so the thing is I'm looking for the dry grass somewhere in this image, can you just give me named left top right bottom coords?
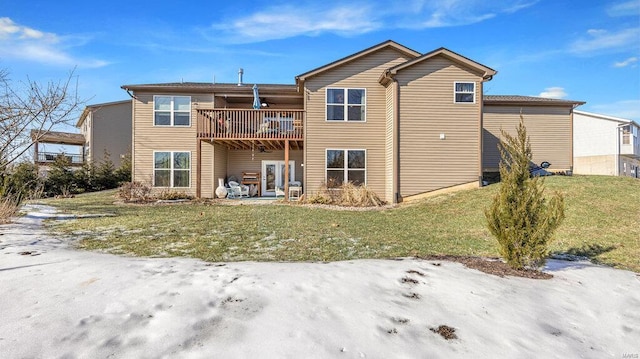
left=0, top=196, right=20, bottom=224
left=40, top=176, right=640, bottom=271
left=307, top=182, right=385, bottom=207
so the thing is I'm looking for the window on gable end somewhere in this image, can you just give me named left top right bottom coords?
left=454, top=82, right=475, bottom=103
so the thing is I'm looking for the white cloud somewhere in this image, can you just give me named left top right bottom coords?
left=591, top=99, right=640, bottom=121
left=538, top=87, right=567, bottom=99
left=405, top=0, right=537, bottom=28
left=214, top=4, right=380, bottom=43
left=606, top=0, right=640, bottom=17
left=0, top=17, right=107, bottom=68
left=570, top=27, right=640, bottom=54
left=213, top=0, right=536, bottom=43
left=614, top=57, right=638, bottom=67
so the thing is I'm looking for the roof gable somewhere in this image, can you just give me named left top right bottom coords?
left=296, top=40, right=421, bottom=83
left=380, top=47, right=496, bottom=85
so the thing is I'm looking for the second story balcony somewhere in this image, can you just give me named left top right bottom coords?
left=31, top=129, right=86, bottom=167
left=197, top=109, right=304, bottom=150
left=36, top=152, right=84, bottom=166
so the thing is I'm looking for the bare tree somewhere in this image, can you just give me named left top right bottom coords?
left=0, top=68, right=84, bottom=173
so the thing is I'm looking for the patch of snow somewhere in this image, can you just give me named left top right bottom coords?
left=0, top=214, right=638, bottom=358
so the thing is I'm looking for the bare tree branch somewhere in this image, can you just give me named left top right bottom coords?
left=0, top=68, right=85, bottom=173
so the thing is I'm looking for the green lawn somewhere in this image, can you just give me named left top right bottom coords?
left=40, top=175, right=640, bottom=272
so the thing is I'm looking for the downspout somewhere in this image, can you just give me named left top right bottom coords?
left=479, top=73, right=494, bottom=186
left=392, top=76, right=401, bottom=203
left=128, top=91, right=136, bottom=184
left=616, top=123, right=626, bottom=176
left=478, top=80, right=484, bottom=186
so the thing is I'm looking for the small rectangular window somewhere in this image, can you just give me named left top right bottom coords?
left=454, top=82, right=475, bottom=103
left=154, top=96, right=191, bottom=126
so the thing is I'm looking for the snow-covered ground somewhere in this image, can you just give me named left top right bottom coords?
left=1, top=208, right=638, bottom=358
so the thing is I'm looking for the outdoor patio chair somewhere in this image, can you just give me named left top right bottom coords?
left=289, top=181, right=302, bottom=200
left=227, top=181, right=250, bottom=199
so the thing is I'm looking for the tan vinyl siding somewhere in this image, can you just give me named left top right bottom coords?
left=132, top=93, right=213, bottom=196
left=212, top=144, right=228, bottom=194
left=304, top=48, right=413, bottom=198
left=384, top=83, right=395, bottom=203
left=395, top=56, right=483, bottom=197
left=483, top=105, right=573, bottom=171
left=200, top=142, right=214, bottom=197
left=226, top=150, right=304, bottom=183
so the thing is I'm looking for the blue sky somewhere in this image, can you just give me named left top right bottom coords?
left=2, top=0, right=639, bottom=124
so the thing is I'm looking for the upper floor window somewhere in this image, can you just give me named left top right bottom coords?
left=454, top=82, right=475, bottom=103
left=622, top=125, right=631, bottom=145
left=154, top=96, right=191, bottom=126
left=326, top=88, right=366, bottom=122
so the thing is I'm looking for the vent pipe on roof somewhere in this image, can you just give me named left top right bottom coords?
left=238, top=68, right=244, bottom=86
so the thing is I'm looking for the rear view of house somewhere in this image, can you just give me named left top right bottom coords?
left=122, top=40, right=584, bottom=203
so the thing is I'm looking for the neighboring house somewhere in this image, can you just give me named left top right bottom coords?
left=31, top=100, right=132, bottom=171
left=77, top=100, right=132, bottom=168
left=573, top=110, right=640, bottom=177
left=483, top=96, right=584, bottom=174
left=122, top=40, right=584, bottom=203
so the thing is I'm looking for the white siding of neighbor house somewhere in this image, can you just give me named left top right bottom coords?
left=573, top=111, right=640, bottom=177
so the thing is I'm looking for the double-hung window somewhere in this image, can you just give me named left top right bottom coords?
left=154, top=151, right=190, bottom=187
left=326, top=149, right=366, bottom=186
left=454, top=82, right=475, bottom=103
left=154, top=96, right=191, bottom=126
left=326, top=88, right=366, bottom=121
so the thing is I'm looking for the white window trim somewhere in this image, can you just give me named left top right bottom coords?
left=153, top=95, right=192, bottom=127
left=453, top=82, right=476, bottom=104
left=153, top=150, right=191, bottom=188
left=325, top=148, right=367, bottom=186
left=325, top=88, right=367, bottom=122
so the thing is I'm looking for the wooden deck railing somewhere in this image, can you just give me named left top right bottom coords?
left=197, top=109, right=304, bottom=140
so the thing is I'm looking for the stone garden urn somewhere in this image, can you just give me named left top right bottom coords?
left=215, top=178, right=228, bottom=198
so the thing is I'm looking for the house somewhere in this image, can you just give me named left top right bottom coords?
left=483, top=96, right=584, bottom=176
left=31, top=100, right=132, bottom=170
left=573, top=110, right=640, bottom=177
left=31, top=130, right=86, bottom=168
left=77, top=100, right=132, bottom=168
left=122, top=40, right=584, bottom=203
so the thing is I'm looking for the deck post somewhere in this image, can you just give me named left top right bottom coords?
left=284, top=139, right=290, bottom=202
left=34, top=140, right=39, bottom=164
left=196, top=139, right=202, bottom=198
